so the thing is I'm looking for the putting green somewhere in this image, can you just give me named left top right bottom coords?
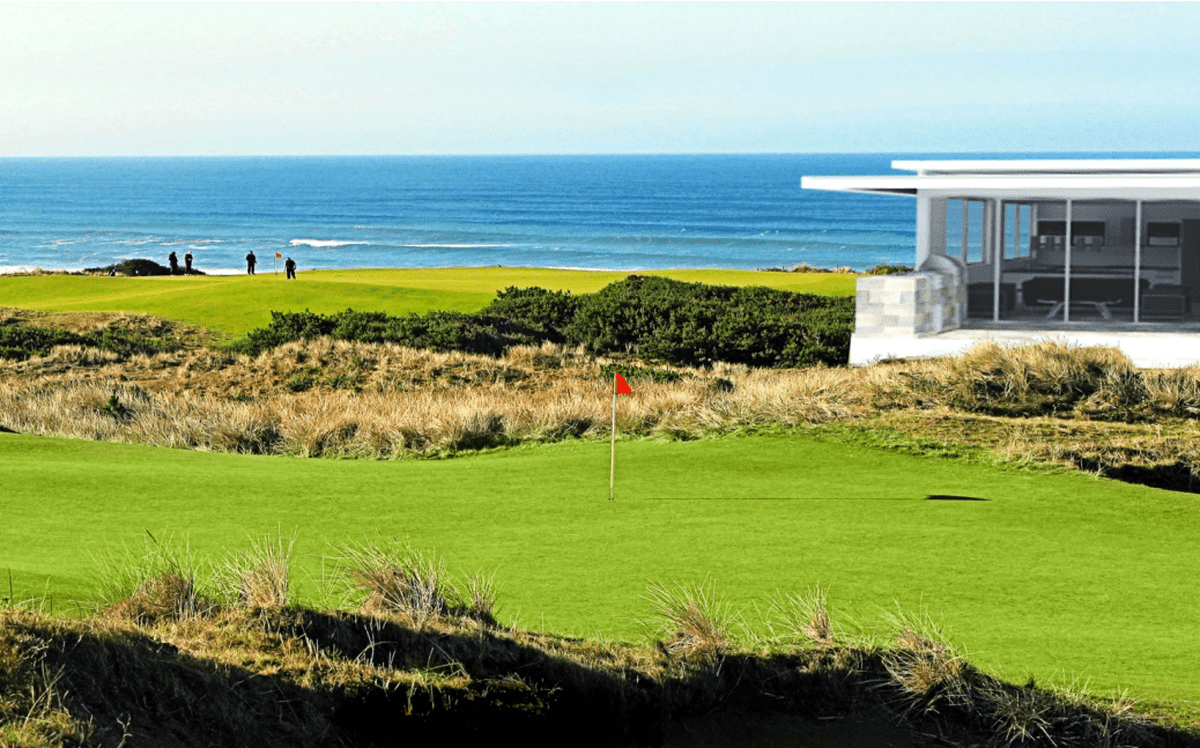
left=2, top=430, right=1196, bottom=703
left=0, top=268, right=856, bottom=336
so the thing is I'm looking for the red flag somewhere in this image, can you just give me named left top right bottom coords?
left=614, top=373, right=632, bottom=394
left=275, top=252, right=283, bottom=258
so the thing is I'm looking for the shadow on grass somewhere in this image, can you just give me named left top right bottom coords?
left=925, top=494, right=990, bottom=502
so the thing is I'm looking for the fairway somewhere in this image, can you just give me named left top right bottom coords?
left=0, top=267, right=856, bottom=337
left=2, top=430, right=1196, bottom=704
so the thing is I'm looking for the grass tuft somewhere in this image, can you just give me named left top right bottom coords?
left=97, top=531, right=214, bottom=624
left=212, top=528, right=297, bottom=609
left=642, top=577, right=735, bottom=662
left=765, top=584, right=835, bottom=646
left=879, top=604, right=978, bottom=721
left=332, top=538, right=497, bottom=628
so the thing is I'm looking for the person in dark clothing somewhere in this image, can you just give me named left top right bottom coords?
left=168, top=251, right=179, bottom=275
left=285, top=257, right=296, bottom=280
left=246, top=251, right=257, bottom=275
left=184, top=251, right=194, bottom=274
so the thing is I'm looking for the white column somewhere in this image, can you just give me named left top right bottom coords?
left=993, top=200, right=1003, bottom=322
left=915, top=194, right=932, bottom=267
left=1064, top=200, right=1073, bottom=322
left=1134, top=200, right=1143, bottom=323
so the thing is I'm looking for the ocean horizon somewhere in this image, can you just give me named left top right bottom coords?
left=2, top=152, right=1194, bottom=276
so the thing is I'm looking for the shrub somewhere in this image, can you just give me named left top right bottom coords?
left=231, top=277, right=854, bottom=368
left=480, top=286, right=581, bottom=341
left=84, top=258, right=172, bottom=276
left=230, top=309, right=552, bottom=358
left=0, top=327, right=83, bottom=361
left=598, top=362, right=692, bottom=384
left=862, top=264, right=913, bottom=276
left=230, top=310, right=338, bottom=356
left=565, top=275, right=853, bottom=368
left=0, top=325, right=177, bottom=361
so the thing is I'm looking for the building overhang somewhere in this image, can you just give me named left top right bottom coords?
left=801, top=159, right=1200, bottom=201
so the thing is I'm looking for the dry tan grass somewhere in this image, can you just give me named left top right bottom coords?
left=0, top=339, right=865, bottom=458
left=766, top=585, right=835, bottom=646
left=212, top=529, right=297, bottom=609
left=7, top=331, right=1200, bottom=491
left=332, top=538, right=498, bottom=629
left=642, top=578, right=737, bottom=664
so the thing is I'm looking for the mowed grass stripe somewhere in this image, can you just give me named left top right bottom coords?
left=0, top=268, right=856, bottom=336
left=2, top=430, right=1195, bottom=702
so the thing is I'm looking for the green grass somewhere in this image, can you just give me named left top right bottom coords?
left=2, top=430, right=1196, bottom=705
left=0, top=268, right=856, bottom=337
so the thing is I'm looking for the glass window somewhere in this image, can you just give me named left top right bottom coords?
left=1006, top=204, right=1031, bottom=259
left=946, top=199, right=986, bottom=264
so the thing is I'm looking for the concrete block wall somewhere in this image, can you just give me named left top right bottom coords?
left=855, top=272, right=959, bottom=336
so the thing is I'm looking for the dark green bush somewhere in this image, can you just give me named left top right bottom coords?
left=0, top=326, right=84, bottom=360
left=599, top=362, right=692, bottom=384
left=84, top=259, right=177, bottom=276
left=565, top=276, right=852, bottom=368
left=230, top=310, right=338, bottom=356
left=862, top=264, right=912, bottom=276
left=480, top=286, right=581, bottom=342
left=0, top=325, right=178, bottom=361
left=230, top=309, right=553, bottom=358
left=231, top=277, right=854, bottom=368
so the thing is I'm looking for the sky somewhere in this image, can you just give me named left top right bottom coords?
left=3, top=1, right=1200, bottom=156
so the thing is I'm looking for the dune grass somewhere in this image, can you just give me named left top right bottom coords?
left=2, top=430, right=1197, bottom=706
left=3, top=266, right=1196, bottom=721
left=0, top=267, right=856, bottom=337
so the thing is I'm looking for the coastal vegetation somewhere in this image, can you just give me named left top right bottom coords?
left=3, top=267, right=1200, bottom=743
left=0, top=267, right=858, bottom=338
left=3, top=534, right=1189, bottom=747
left=230, top=275, right=854, bottom=367
left=4, top=307, right=1200, bottom=491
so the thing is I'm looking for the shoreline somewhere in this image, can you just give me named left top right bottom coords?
left=0, top=262, right=873, bottom=278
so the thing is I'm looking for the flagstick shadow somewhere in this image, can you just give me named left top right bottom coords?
left=639, top=496, right=919, bottom=501
left=635, top=495, right=990, bottom=501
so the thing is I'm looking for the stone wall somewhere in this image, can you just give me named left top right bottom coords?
left=855, top=272, right=959, bottom=336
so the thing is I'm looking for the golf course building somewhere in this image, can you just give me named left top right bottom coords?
left=802, top=159, right=1200, bottom=367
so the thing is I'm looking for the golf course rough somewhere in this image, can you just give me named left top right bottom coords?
left=2, top=429, right=1196, bottom=703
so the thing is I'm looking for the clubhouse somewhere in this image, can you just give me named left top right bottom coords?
left=802, top=159, right=1200, bottom=367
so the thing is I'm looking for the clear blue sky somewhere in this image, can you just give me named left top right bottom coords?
left=4, top=1, right=1199, bottom=156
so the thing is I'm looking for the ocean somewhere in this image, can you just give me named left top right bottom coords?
left=0, top=152, right=1180, bottom=276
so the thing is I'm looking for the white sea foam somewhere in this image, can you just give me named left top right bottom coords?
left=397, top=243, right=510, bottom=249
left=290, top=239, right=368, bottom=248
left=162, top=238, right=223, bottom=247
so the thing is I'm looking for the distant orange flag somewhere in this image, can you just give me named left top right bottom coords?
left=610, top=372, right=631, bottom=500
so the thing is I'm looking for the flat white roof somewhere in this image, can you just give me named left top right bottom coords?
left=893, top=158, right=1200, bottom=175
left=802, top=158, right=1200, bottom=200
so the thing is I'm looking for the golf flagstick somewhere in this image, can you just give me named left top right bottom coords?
left=609, top=372, right=631, bottom=500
